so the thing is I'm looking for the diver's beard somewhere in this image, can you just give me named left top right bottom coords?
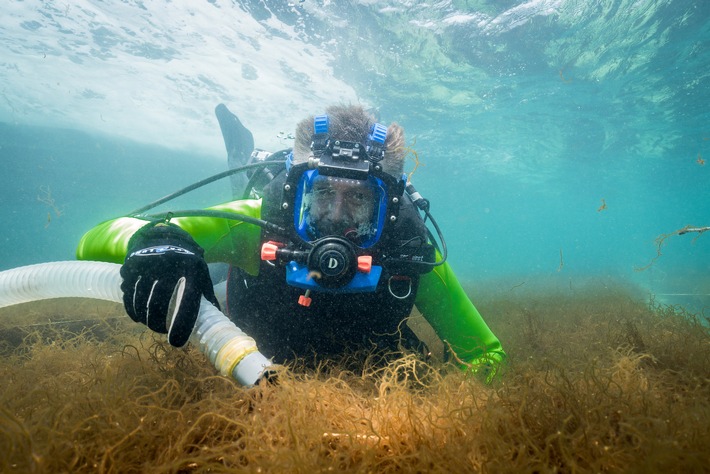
left=314, top=220, right=351, bottom=238
left=309, top=220, right=373, bottom=245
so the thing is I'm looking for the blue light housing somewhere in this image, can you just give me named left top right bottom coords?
left=314, top=115, right=329, bottom=135
left=369, top=123, right=387, bottom=144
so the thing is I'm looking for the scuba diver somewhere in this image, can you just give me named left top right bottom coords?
left=76, top=104, right=506, bottom=382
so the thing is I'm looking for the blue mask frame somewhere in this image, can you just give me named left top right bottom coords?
left=293, top=169, right=389, bottom=249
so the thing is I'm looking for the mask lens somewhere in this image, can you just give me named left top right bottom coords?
left=295, top=171, right=387, bottom=248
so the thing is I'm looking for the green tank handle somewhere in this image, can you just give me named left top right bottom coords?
left=76, top=199, right=264, bottom=275
left=415, top=257, right=506, bottom=379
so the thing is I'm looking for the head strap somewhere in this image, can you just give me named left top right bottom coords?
left=309, top=113, right=388, bottom=163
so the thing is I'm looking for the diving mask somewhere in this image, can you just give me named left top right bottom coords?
left=294, top=171, right=388, bottom=248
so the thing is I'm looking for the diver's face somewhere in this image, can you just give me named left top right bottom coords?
left=308, top=177, right=377, bottom=241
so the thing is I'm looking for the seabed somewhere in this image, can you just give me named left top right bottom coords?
left=1, top=281, right=708, bottom=473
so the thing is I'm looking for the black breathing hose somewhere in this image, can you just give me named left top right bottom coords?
left=128, top=161, right=286, bottom=216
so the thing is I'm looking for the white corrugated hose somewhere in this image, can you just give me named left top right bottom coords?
left=0, top=261, right=272, bottom=387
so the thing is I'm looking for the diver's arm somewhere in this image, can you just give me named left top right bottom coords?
left=415, top=260, right=506, bottom=381
left=76, top=199, right=264, bottom=275
left=75, top=216, right=141, bottom=264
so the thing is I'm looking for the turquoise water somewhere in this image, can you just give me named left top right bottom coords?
left=1, top=0, right=708, bottom=312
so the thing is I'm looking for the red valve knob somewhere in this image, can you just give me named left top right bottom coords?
left=357, top=255, right=372, bottom=273
left=298, top=292, right=312, bottom=307
left=261, top=242, right=278, bottom=261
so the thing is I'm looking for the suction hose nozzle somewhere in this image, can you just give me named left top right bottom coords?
left=0, top=261, right=273, bottom=387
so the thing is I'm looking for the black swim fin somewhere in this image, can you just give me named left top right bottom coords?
left=215, top=103, right=255, bottom=198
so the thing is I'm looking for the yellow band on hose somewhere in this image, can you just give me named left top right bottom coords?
left=213, top=336, right=259, bottom=377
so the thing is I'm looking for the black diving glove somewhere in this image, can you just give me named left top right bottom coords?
left=120, top=222, right=220, bottom=347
